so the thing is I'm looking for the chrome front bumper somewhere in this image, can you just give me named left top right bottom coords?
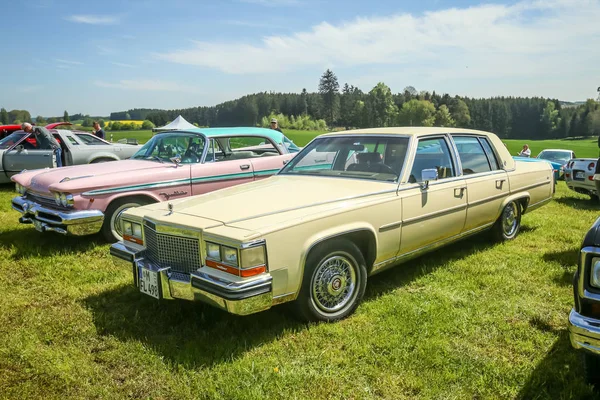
left=110, top=242, right=273, bottom=316
left=569, top=309, right=600, bottom=356
left=12, top=196, right=104, bottom=236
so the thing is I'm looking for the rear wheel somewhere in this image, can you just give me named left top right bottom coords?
left=101, top=197, right=153, bottom=242
left=492, top=201, right=522, bottom=241
left=293, top=239, right=367, bottom=322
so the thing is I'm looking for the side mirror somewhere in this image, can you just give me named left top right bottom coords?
left=15, top=145, right=24, bottom=152
left=420, top=168, right=438, bottom=190
left=170, top=154, right=181, bottom=167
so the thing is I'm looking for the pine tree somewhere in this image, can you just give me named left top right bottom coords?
left=318, top=69, right=340, bottom=125
left=0, top=108, right=8, bottom=124
left=63, top=110, right=70, bottom=122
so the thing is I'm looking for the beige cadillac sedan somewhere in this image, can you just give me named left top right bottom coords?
left=111, top=127, right=554, bottom=322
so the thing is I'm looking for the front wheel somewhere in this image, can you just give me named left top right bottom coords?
left=101, top=197, right=152, bottom=242
left=293, top=239, right=367, bottom=322
left=492, top=201, right=522, bottom=241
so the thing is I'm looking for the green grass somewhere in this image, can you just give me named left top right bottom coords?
left=503, top=138, right=599, bottom=159
left=1, top=182, right=600, bottom=399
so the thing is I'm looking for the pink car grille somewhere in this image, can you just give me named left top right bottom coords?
left=143, top=224, right=201, bottom=274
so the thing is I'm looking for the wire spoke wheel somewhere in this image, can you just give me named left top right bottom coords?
left=502, top=202, right=518, bottom=237
left=311, top=254, right=358, bottom=314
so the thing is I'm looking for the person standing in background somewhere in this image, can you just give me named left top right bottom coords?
left=270, top=118, right=283, bottom=133
left=518, top=144, right=531, bottom=157
left=93, top=121, right=105, bottom=139
left=21, top=122, right=62, bottom=167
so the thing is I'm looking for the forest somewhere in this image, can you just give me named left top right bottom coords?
left=2, top=69, right=599, bottom=139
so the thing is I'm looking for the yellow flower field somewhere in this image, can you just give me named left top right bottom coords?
left=110, top=120, right=145, bottom=126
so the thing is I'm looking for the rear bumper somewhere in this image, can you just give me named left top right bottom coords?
left=569, top=309, right=600, bottom=356
left=565, top=175, right=596, bottom=195
left=12, top=196, right=104, bottom=236
left=110, top=242, right=273, bottom=315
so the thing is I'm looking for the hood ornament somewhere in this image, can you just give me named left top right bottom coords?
left=167, top=202, right=173, bottom=215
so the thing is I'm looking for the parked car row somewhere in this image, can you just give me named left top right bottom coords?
left=10, top=126, right=600, bottom=384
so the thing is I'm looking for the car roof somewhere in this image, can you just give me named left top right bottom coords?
left=538, top=149, right=573, bottom=152
left=161, top=127, right=286, bottom=142
left=320, top=127, right=493, bottom=137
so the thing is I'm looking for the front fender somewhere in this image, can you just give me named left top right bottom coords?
left=292, top=223, right=379, bottom=296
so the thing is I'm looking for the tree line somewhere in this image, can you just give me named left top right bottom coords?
left=3, top=69, right=599, bottom=139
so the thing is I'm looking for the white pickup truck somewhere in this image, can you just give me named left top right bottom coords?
left=564, top=158, right=598, bottom=200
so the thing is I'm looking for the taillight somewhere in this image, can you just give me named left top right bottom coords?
left=589, top=175, right=594, bottom=181
left=589, top=162, right=595, bottom=171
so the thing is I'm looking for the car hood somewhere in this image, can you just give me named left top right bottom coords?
left=513, top=156, right=562, bottom=169
left=13, top=159, right=180, bottom=194
left=136, top=175, right=396, bottom=237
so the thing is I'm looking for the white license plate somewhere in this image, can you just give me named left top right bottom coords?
left=139, top=267, right=160, bottom=299
left=33, top=219, right=44, bottom=232
left=576, top=171, right=585, bottom=179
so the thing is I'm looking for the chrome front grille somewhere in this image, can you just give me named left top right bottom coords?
left=25, top=192, right=70, bottom=211
left=144, top=223, right=201, bottom=274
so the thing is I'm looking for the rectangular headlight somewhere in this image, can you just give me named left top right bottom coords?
left=222, top=246, right=238, bottom=266
left=206, top=242, right=221, bottom=261
left=132, top=222, right=142, bottom=237
left=591, top=257, right=600, bottom=288
left=123, top=221, right=133, bottom=236
left=241, top=246, right=266, bottom=269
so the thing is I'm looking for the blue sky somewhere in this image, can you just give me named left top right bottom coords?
left=0, top=0, right=598, bottom=117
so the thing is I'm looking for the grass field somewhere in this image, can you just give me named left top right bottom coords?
left=107, top=129, right=600, bottom=160
left=1, top=181, right=600, bottom=399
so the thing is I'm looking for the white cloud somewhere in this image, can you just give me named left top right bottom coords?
left=66, top=14, right=120, bottom=25
left=54, top=58, right=83, bottom=65
left=154, top=0, right=600, bottom=80
left=111, top=62, right=135, bottom=68
left=93, top=79, right=197, bottom=93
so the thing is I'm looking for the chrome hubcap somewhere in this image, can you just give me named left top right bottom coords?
left=502, top=202, right=518, bottom=236
left=311, top=255, right=357, bottom=313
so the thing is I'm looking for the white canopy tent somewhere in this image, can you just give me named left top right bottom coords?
left=152, top=115, right=197, bottom=132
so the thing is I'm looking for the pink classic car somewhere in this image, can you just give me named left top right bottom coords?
left=12, top=127, right=300, bottom=241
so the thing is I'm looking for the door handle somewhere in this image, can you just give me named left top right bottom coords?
left=240, top=164, right=250, bottom=170
left=43, top=154, right=50, bottom=157
left=495, top=179, right=506, bottom=189
left=454, top=187, right=466, bottom=197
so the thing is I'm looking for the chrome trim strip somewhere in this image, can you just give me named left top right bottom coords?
left=469, top=192, right=508, bottom=207
left=83, top=178, right=190, bottom=196
left=253, top=168, right=281, bottom=176
left=519, top=180, right=551, bottom=191
left=191, top=171, right=253, bottom=184
left=193, top=271, right=272, bottom=292
left=379, top=221, right=402, bottom=232
left=403, top=203, right=467, bottom=225
left=525, top=197, right=552, bottom=212
left=371, top=222, right=494, bottom=274
left=225, top=189, right=396, bottom=225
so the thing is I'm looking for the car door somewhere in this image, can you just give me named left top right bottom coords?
left=190, top=137, right=255, bottom=196
left=398, top=136, right=467, bottom=254
left=2, top=133, right=55, bottom=177
left=229, top=135, right=294, bottom=180
left=452, top=135, right=509, bottom=233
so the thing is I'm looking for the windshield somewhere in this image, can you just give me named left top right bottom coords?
left=0, top=132, right=26, bottom=149
left=280, top=135, right=409, bottom=182
left=537, top=150, right=571, bottom=164
left=132, top=132, right=206, bottom=164
left=283, top=136, right=300, bottom=153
